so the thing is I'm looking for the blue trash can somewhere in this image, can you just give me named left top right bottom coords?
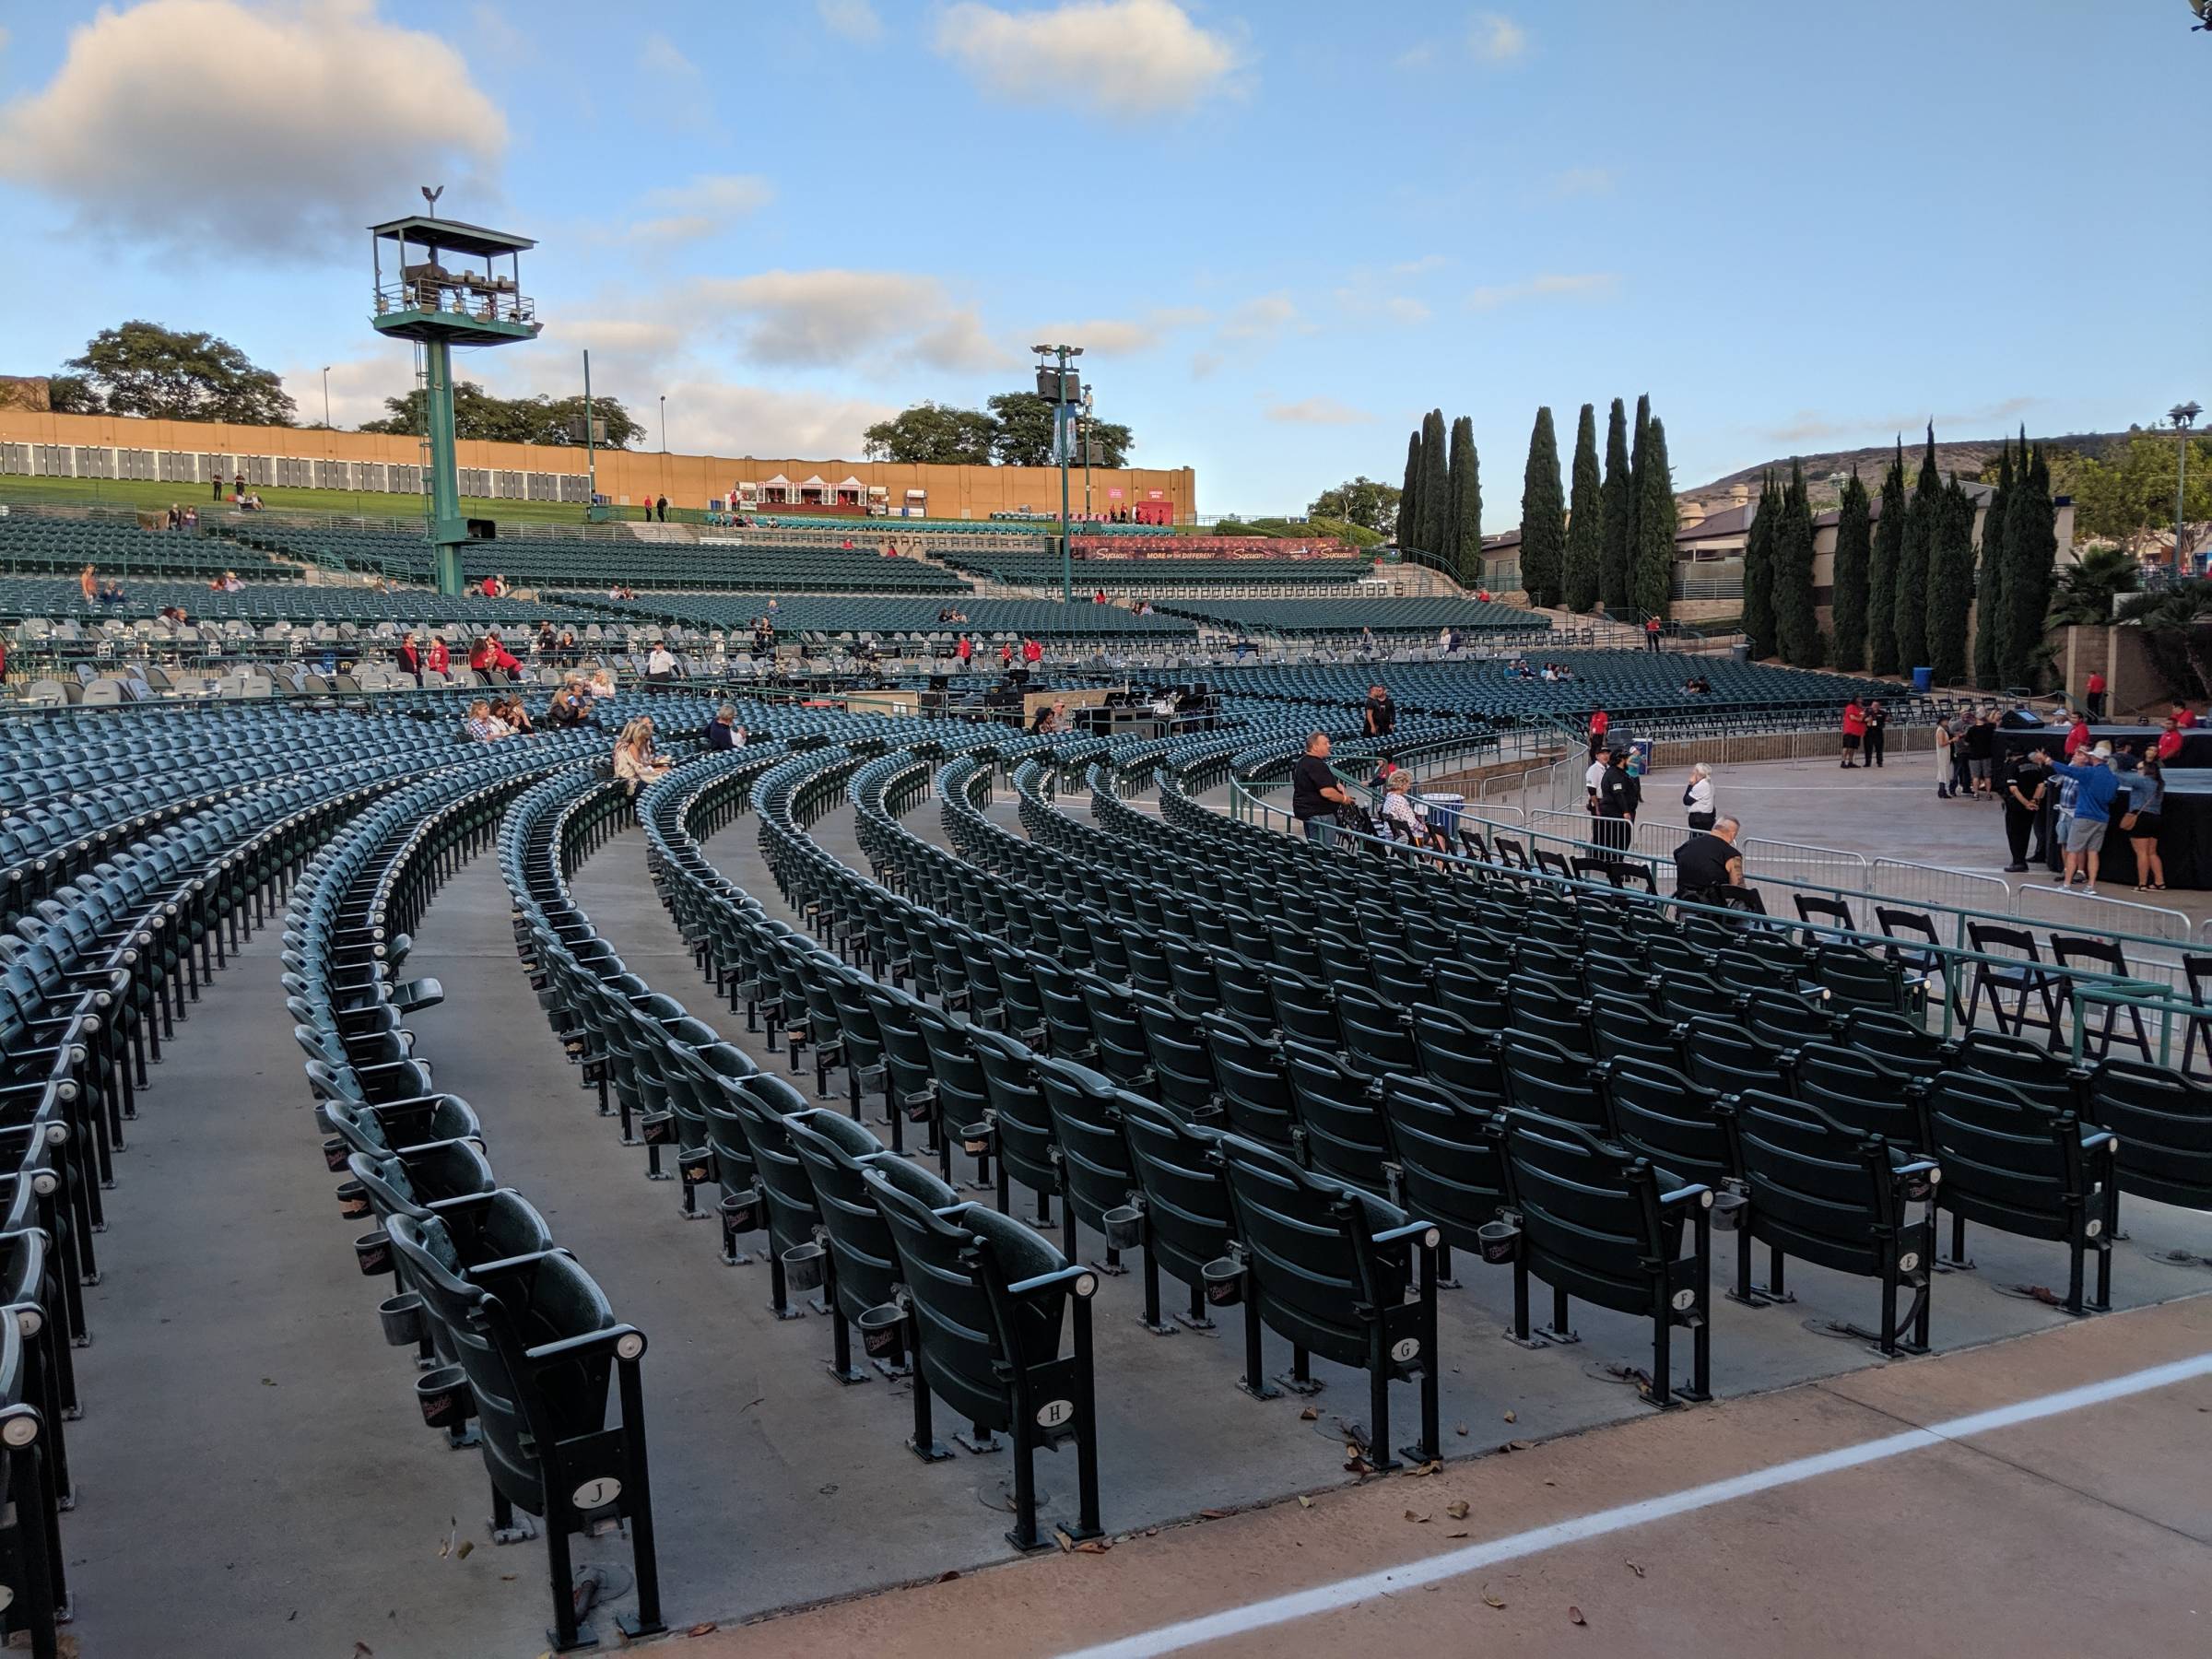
left=1911, top=666, right=1934, bottom=693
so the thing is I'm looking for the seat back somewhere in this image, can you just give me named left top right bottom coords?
left=1498, top=1110, right=1685, bottom=1318
left=2084, top=1060, right=2212, bottom=1213
left=1118, top=1097, right=1235, bottom=1288
left=784, top=1111, right=957, bottom=1319
left=1376, top=1076, right=1507, bottom=1251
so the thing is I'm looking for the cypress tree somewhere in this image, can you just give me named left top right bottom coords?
left=1627, top=394, right=1652, bottom=591
left=1830, top=467, right=1872, bottom=671
left=1563, top=403, right=1603, bottom=612
left=1446, top=416, right=1482, bottom=588
left=1632, top=415, right=1676, bottom=620
left=1417, top=408, right=1449, bottom=558
left=1774, top=460, right=1823, bottom=665
left=1891, top=425, right=1940, bottom=672
left=2001, top=441, right=2058, bottom=687
left=1741, top=473, right=1778, bottom=660
left=1867, top=441, right=1906, bottom=676
left=1395, top=429, right=1420, bottom=549
left=1598, top=398, right=1633, bottom=611
left=1924, top=474, right=1976, bottom=685
left=1973, top=443, right=2012, bottom=688
left=1519, top=406, right=1566, bottom=608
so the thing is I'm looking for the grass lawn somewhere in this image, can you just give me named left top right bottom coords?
left=0, top=473, right=619, bottom=529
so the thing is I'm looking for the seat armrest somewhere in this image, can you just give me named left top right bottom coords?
left=1006, top=1264, right=1096, bottom=1300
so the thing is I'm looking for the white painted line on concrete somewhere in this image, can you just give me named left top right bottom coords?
left=1058, top=1349, right=2212, bottom=1659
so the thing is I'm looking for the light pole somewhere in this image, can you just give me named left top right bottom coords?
left=2171, top=402, right=2201, bottom=573
left=322, top=366, right=332, bottom=429
left=1032, top=343, right=1083, bottom=605
left=659, top=394, right=667, bottom=453
left=1081, top=382, right=1095, bottom=521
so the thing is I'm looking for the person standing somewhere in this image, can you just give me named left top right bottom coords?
left=397, top=629, right=424, bottom=687
left=1644, top=616, right=1662, bottom=653
left=1682, top=760, right=1717, bottom=831
left=2001, top=752, right=2047, bottom=873
left=2033, top=741, right=2120, bottom=896
left=2157, top=717, right=2184, bottom=762
left=1363, top=684, right=1395, bottom=744
left=1021, top=637, right=1043, bottom=669
left=956, top=634, right=973, bottom=667
left=2122, top=757, right=2166, bottom=891
left=1290, top=731, right=1350, bottom=844
left=1934, top=715, right=1956, bottom=800
left=1864, top=699, right=1888, bottom=769
left=2062, top=708, right=2092, bottom=761
left=1962, top=709, right=1997, bottom=799
left=1594, top=746, right=1638, bottom=860
left=1840, top=699, right=1866, bottom=768
left=2085, top=668, right=2107, bottom=722
left=1587, top=706, right=1610, bottom=760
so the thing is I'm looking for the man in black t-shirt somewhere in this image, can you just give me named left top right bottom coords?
left=1363, top=685, right=1396, bottom=741
left=1673, top=818, right=1743, bottom=900
left=1290, top=731, right=1350, bottom=843
left=1961, top=711, right=1996, bottom=799
left=1594, top=747, right=1637, bottom=859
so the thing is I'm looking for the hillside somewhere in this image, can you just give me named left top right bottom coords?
left=1689, top=429, right=2136, bottom=504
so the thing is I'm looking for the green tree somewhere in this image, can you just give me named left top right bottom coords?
left=1742, top=473, right=1778, bottom=659
left=1518, top=406, right=1565, bottom=607
left=359, top=382, right=646, bottom=447
left=1307, top=476, right=1403, bottom=536
left=1924, top=474, right=1976, bottom=684
left=2064, top=429, right=2212, bottom=547
left=983, top=391, right=1132, bottom=467
left=1892, top=426, right=1939, bottom=672
left=1626, top=394, right=1652, bottom=600
left=1599, top=398, right=1633, bottom=610
left=65, top=320, right=296, bottom=425
left=863, top=401, right=997, bottom=464
left=1867, top=442, right=1906, bottom=675
left=2116, top=582, right=2212, bottom=702
left=1446, top=416, right=1483, bottom=585
left=1774, top=460, right=1823, bottom=665
left=1973, top=443, right=2012, bottom=687
left=1632, top=415, right=1677, bottom=619
left=1830, top=468, right=1872, bottom=670
left=1563, top=403, right=1603, bottom=612
left=1417, top=408, right=1450, bottom=557
left=44, top=374, right=100, bottom=414
left=1395, top=429, right=1421, bottom=547
left=2001, top=440, right=2059, bottom=686
left=2045, top=545, right=2141, bottom=628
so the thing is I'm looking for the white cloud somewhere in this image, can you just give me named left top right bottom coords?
left=1189, top=350, right=1224, bottom=379
left=689, top=269, right=1016, bottom=371
left=1218, top=292, right=1300, bottom=343
left=627, top=173, right=776, bottom=243
left=280, top=354, right=411, bottom=431
left=1390, top=253, right=1448, bottom=276
left=817, top=0, right=884, bottom=43
left=935, top=0, right=1238, bottom=117
left=1265, top=396, right=1373, bottom=426
left=1465, top=272, right=1620, bottom=310
left=1551, top=166, right=1615, bottom=197
left=1393, top=41, right=1435, bottom=71
left=471, top=3, right=530, bottom=62
left=658, top=380, right=898, bottom=460
left=1333, top=287, right=1431, bottom=325
left=1469, top=11, right=1527, bottom=63
left=1028, top=307, right=1210, bottom=356
left=0, top=0, right=505, bottom=258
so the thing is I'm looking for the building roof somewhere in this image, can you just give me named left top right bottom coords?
left=369, top=216, right=535, bottom=257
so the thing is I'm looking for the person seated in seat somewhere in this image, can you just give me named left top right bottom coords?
left=99, top=580, right=125, bottom=606
left=545, top=676, right=590, bottom=729
left=1673, top=816, right=1743, bottom=903
left=612, top=717, right=670, bottom=793
left=1380, top=769, right=1443, bottom=851
left=464, top=699, right=506, bottom=742
left=495, top=693, right=535, bottom=735
left=1030, top=699, right=1069, bottom=735
left=586, top=664, right=618, bottom=701
left=704, top=702, right=747, bottom=750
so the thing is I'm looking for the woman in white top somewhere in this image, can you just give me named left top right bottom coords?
left=586, top=666, right=618, bottom=701
left=1381, top=770, right=1443, bottom=851
left=1683, top=761, right=1716, bottom=830
left=1934, top=716, right=1955, bottom=799
left=611, top=717, right=670, bottom=793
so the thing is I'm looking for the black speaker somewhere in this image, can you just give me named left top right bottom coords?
left=465, top=517, right=497, bottom=539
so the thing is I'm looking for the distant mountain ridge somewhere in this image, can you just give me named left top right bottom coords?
left=1689, top=430, right=2136, bottom=503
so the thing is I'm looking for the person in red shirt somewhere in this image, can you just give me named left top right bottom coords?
left=998, top=641, right=1015, bottom=668
left=1021, top=638, right=1043, bottom=666
left=1587, top=707, right=1609, bottom=759
left=1644, top=616, right=1663, bottom=653
left=2064, top=712, right=2092, bottom=760
left=2157, top=718, right=2184, bottom=761
left=2172, top=700, right=2197, bottom=730
left=2084, top=669, right=2107, bottom=722
left=425, top=637, right=450, bottom=677
left=1841, top=700, right=1866, bottom=768
left=956, top=634, right=972, bottom=665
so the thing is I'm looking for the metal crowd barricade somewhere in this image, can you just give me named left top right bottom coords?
left=1865, top=857, right=2015, bottom=917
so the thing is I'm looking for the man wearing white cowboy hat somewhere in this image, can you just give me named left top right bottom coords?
left=2030, top=738, right=2122, bottom=896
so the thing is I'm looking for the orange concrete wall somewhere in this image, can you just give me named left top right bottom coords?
left=0, top=408, right=1199, bottom=521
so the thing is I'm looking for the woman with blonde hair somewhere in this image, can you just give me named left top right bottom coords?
left=612, top=717, right=669, bottom=793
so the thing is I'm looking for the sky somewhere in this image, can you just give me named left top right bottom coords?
left=1, top=0, right=2206, bottom=518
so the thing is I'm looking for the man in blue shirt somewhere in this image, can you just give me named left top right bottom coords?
left=2033, top=741, right=2120, bottom=895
